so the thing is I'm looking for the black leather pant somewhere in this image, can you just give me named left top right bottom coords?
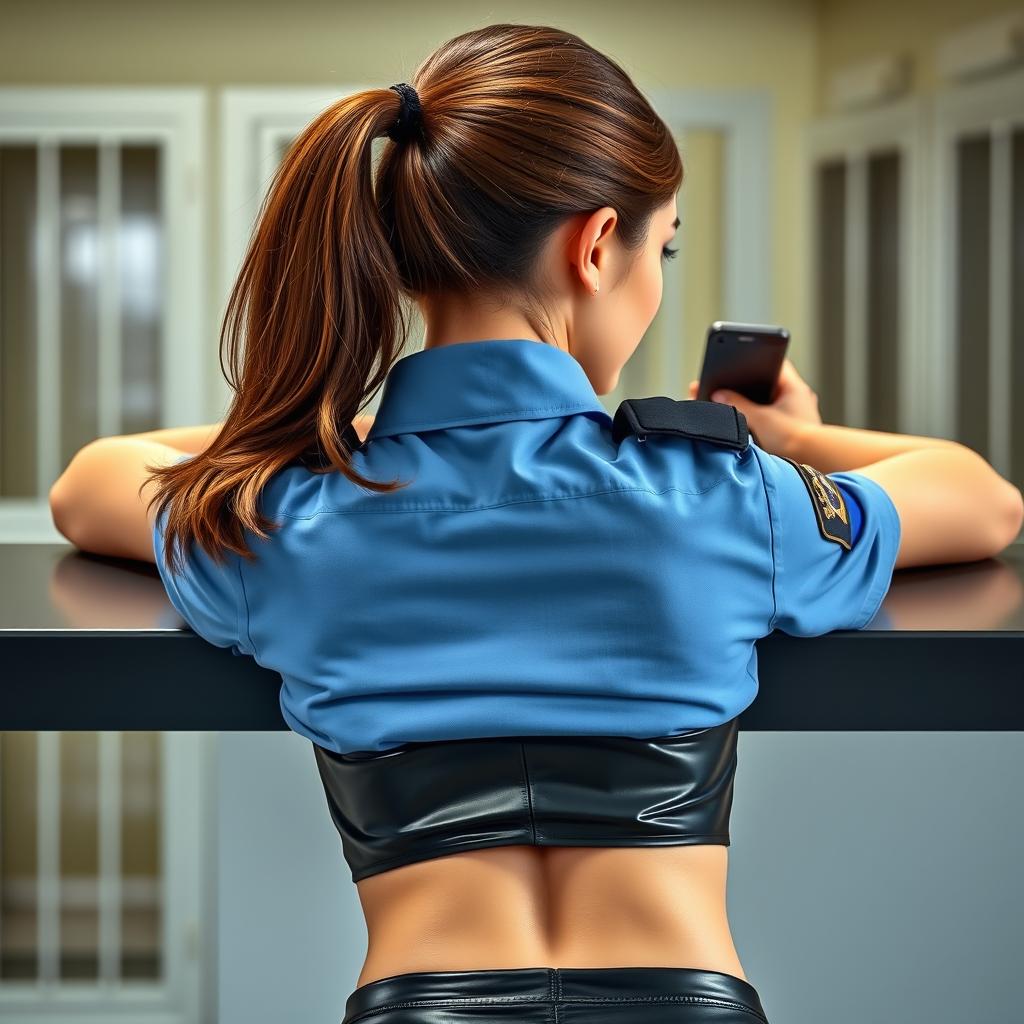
left=341, top=966, right=769, bottom=1022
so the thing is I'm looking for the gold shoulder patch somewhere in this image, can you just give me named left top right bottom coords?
left=779, top=456, right=852, bottom=550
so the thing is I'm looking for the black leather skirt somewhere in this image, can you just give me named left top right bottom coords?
left=341, top=965, right=770, bottom=1023
left=314, top=716, right=739, bottom=883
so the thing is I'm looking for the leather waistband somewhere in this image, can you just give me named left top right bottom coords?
left=314, top=717, right=740, bottom=882
left=343, top=965, right=768, bottom=1023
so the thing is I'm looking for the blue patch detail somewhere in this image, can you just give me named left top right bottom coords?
left=836, top=482, right=862, bottom=545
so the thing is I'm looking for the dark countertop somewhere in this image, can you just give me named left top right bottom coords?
left=2, top=542, right=1022, bottom=731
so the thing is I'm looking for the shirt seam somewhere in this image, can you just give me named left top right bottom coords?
left=235, top=553, right=256, bottom=658
left=854, top=582, right=882, bottom=629
left=749, top=448, right=779, bottom=633
left=369, top=401, right=606, bottom=436
left=273, top=480, right=735, bottom=520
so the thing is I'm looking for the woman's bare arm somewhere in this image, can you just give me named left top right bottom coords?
left=129, top=422, right=224, bottom=453
left=49, top=437, right=187, bottom=562
left=49, top=416, right=378, bottom=562
left=691, top=362, right=1023, bottom=572
left=782, top=420, right=1024, bottom=570
left=779, top=418, right=963, bottom=468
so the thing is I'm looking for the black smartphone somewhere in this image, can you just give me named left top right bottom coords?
left=696, top=321, right=790, bottom=404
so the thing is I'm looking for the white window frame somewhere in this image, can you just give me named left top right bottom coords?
left=805, top=97, right=929, bottom=433
left=931, top=66, right=1024, bottom=478
left=0, top=87, right=207, bottom=543
left=220, top=86, right=773, bottom=409
left=0, top=732, right=210, bottom=1024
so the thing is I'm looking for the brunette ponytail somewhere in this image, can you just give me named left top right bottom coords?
left=147, top=22, right=683, bottom=576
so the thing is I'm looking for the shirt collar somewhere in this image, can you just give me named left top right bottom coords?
left=365, top=338, right=612, bottom=439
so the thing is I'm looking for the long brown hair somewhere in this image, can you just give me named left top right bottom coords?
left=147, top=22, right=684, bottom=576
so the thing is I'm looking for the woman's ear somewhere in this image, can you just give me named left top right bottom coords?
left=570, top=206, right=617, bottom=293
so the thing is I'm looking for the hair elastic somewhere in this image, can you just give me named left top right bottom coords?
left=387, top=83, right=423, bottom=144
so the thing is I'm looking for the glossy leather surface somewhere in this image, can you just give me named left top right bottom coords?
left=314, top=716, right=739, bottom=883
left=342, top=964, right=769, bottom=1023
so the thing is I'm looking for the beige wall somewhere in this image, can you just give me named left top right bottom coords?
left=817, top=0, right=1024, bottom=99
left=0, top=0, right=819, bottom=407
left=1, top=0, right=1013, bottom=411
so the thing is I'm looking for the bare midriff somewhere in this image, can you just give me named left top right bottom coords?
left=353, top=844, right=747, bottom=989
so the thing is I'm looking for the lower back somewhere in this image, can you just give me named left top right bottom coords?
left=354, top=844, right=747, bottom=988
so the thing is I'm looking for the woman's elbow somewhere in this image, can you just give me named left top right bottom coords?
left=949, top=444, right=1024, bottom=556
left=48, top=441, right=98, bottom=546
left=49, top=477, right=80, bottom=545
left=994, top=480, right=1024, bottom=552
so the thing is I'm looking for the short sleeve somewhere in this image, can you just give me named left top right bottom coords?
left=151, top=454, right=253, bottom=657
left=751, top=446, right=901, bottom=636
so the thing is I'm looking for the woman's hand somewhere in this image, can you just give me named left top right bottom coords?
left=687, top=358, right=822, bottom=457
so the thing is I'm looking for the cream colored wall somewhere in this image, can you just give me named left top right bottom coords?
left=817, top=0, right=1024, bottom=101
left=0, top=0, right=818, bottom=408
left=1, top=0, right=1012, bottom=409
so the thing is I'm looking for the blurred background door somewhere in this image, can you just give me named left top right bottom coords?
left=0, top=88, right=207, bottom=544
left=0, top=731, right=207, bottom=1023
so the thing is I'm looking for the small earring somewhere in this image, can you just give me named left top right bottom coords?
left=594, top=284, right=600, bottom=294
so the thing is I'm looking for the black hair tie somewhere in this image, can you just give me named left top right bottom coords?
left=387, top=83, right=423, bottom=144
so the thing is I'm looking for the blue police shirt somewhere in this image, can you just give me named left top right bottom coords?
left=152, top=337, right=901, bottom=753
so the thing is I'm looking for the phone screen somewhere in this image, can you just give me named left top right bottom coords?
left=696, top=321, right=789, bottom=404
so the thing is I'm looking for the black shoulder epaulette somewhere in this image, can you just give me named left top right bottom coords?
left=611, top=396, right=750, bottom=451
